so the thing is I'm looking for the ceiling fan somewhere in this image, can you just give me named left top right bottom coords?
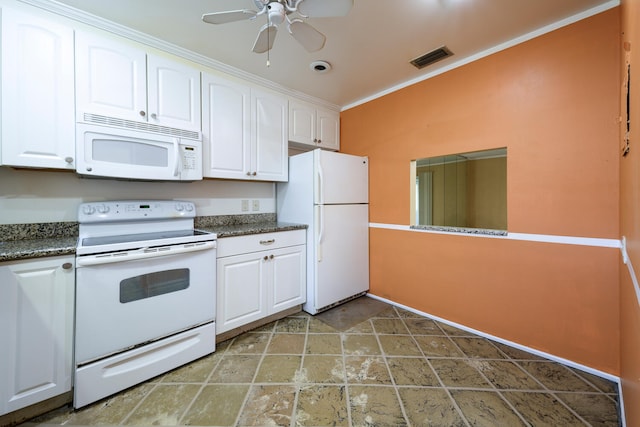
left=202, top=0, right=353, bottom=54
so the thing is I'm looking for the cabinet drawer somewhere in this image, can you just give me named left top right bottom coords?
left=217, top=230, right=305, bottom=258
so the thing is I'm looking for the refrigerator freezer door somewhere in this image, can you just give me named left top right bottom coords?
left=315, top=150, right=368, bottom=205
left=313, top=203, right=369, bottom=311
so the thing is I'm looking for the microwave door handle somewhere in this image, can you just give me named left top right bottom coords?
left=173, top=138, right=180, bottom=177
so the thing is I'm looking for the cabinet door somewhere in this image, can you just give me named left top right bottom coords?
left=288, top=100, right=316, bottom=146
left=216, top=252, right=267, bottom=334
left=317, top=108, right=340, bottom=151
left=147, top=55, right=201, bottom=132
left=270, top=245, right=306, bottom=314
left=202, top=73, right=251, bottom=179
left=0, top=257, right=74, bottom=415
left=1, top=8, right=75, bottom=169
left=252, top=88, right=288, bottom=182
left=75, top=31, right=147, bottom=122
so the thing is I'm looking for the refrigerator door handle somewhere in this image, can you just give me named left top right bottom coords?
left=317, top=159, right=324, bottom=205
left=317, top=204, right=324, bottom=262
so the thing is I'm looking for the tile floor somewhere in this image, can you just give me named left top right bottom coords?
left=26, top=297, right=620, bottom=427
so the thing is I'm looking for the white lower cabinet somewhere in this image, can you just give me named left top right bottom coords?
left=216, top=230, right=306, bottom=334
left=0, top=256, right=74, bottom=415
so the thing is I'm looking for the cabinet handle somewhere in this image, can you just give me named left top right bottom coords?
left=252, top=172, right=257, bottom=176
left=64, top=157, right=74, bottom=164
left=139, top=111, right=146, bottom=117
left=263, top=255, right=269, bottom=261
left=62, top=262, right=73, bottom=270
left=313, top=138, right=318, bottom=143
left=318, top=139, right=322, bottom=144
left=260, top=239, right=275, bottom=245
left=150, top=113, right=157, bottom=119
left=246, top=172, right=251, bottom=176
left=269, top=254, right=274, bottom=259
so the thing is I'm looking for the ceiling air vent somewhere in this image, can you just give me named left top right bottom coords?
left=410, top=46, right=453, bottom=69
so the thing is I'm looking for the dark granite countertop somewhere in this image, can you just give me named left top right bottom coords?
left=198, top=222, right=307, bottom=238
left=0, top=215, right=307, bottom=262
left=0, top=237, right=78, bottom=262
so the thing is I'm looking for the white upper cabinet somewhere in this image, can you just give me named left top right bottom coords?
left=1, top=7, right=75, bottom=169
left=289, top=99, right=340, bottom=151
left=252, top=88, right=288, bottom=181
left=202, top=73, right=287, bottom=182
left=75, top=31, right=201, bottom=132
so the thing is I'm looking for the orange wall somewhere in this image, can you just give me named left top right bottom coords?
left=619, top=0, right=640, bottom=423
left=341, top=9, right=621, bottom=374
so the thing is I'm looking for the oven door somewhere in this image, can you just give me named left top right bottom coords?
left=75, top=241, right=216, bottom=364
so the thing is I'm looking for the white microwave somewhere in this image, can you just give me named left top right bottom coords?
left=76, top=122, right=202, bottom=181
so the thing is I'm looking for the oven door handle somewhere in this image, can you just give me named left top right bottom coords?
left=76, top=241, right=216, bottom=267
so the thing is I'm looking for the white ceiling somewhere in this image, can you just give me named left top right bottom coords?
left=47, top=0, right=616, bottom=109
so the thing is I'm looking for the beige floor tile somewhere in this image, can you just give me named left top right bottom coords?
left=226, top=332, right=270, bottom=355
left=450, top=337, right=506, bottom=359
left=395, top=308, right=424, bottom=318
left=502, top=391, right=587, bottom=426
left=519, top=361, right=600, bottom=392
left=349, top=385, right=407, bottom=426
left=343, top=319, right=375, bottom=334
left=305, top=333, right=342, bottom=354
left=429, top=359, right=492, bottom=389
left=437, top=322, right=475, bottom=336
left=373, top=306, right=400, bottom=318
left=181, top=384, right=249, bottom=426
left=123, top=384, right=200, bottom=426
left=469, top=359, right=545, bottom=390
left=344, top=356, right=392, bottom=385
left=569, top=367, right=619, bottom=394
left=414, top=335, right=464, bottom=357
left=65, top=383, right=155, bottom=425
left=275, top=316, right=308, bottom=333
left=398, top=388, right=466, bottom=427
left=451, top=390, right=527, bottom=426
left=557, top=392, right=620, bottom=426
left=403, top=317, right=445, bottom=335
left=308, top=317, right=339, bottom=333
left=296, top=385, right=349, bottom=426
left=161, top=352, right=221, bottom=383
left=254, top=355, right=302, bottom=383
left=492, top=341, right=547, bottom=360
left=371, top=318, right=410, bottom=334
left=300, top=355, right=345, bottom=383
left=266, top=333, right=305, bottom=354
left=236, top=385, right=296, bottom=426
left=342, top=334, right=381, bottom=355
left=378, top=335, right=422, bottom=356
left=208, top=355, right=261, bottom=383
left=386, top=357, right=440, bottom=386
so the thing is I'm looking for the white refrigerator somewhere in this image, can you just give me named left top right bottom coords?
left=277, top=149, right=369, bottom=315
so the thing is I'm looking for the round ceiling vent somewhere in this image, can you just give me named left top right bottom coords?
left=310, top=60, right=332, bottom=73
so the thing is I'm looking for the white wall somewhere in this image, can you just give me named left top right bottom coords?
left=0, top=167, right=275, bottom=223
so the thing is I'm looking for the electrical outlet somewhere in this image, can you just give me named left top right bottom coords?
left=252, top=199, right=260, bottom=211
left=241, top=200, right=249, bottom=212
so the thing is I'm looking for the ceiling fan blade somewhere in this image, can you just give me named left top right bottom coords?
left=297, top=0, right=353, bottom=17
left=252, top=24, right=278, bottom=53
left=289, top=20, right=326, bottom=52
left=202, top=9, right=257, bottom=25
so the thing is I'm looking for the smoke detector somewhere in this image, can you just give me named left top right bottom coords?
left=310, top=60, right=331, bottom=73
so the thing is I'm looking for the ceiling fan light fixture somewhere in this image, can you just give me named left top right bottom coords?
left=310, top=60, right=331, bottom=73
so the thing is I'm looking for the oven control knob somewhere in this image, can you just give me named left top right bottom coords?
left=82, top=205, right=95, bottom=215
left=185, top=204, right=194, bottom=212
left=97, top=204, right=110, bottom=214
left=175, top=204, right=184, bottom=212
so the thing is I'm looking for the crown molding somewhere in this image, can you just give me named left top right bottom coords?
left=14, top=0, right=341, bottom=112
